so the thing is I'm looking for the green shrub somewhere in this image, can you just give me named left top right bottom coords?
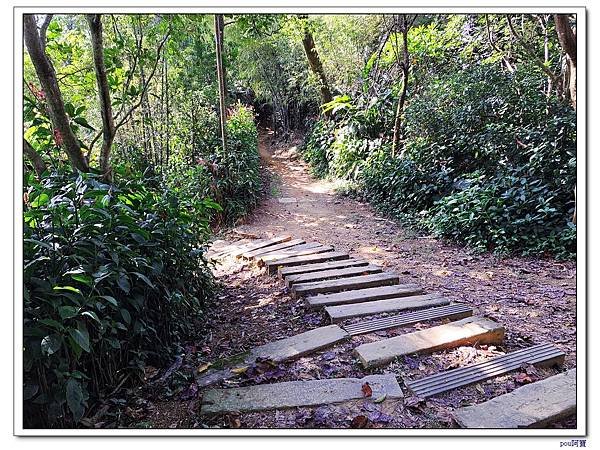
left=23, top=168, right=220, bottom=427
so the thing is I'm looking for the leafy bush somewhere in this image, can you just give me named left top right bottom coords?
left=301, top=64, right=576, bottom=258
left=23, top=168, right=220, bottom=427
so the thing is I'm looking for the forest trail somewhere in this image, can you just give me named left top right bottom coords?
left=144, top=132, right=577, bottom=429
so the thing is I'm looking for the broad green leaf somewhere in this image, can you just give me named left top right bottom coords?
left=41, top=334, right=62, bottom=356
left=58, top=306, right=78, bottom=320
left=65, top=378, right=85, bottom=422
left=68, top=322, right=90, bottom=353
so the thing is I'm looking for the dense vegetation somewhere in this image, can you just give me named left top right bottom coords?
left=299, top=15, right=576, bottom=258
left=22, top=12, right=577, bottom=428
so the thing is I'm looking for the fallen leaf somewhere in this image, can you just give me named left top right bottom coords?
left=227, top=415, right=241, bottom=428
left=350, top=415, right=369, bottom=428
left=475, top=384, right=485, bottom=395
left=361, top=382, right=373, bottom=398
left=515, top=372, right=533, bottom=384
left=197, top=362, right=212, bottom=374
left=373, top=394, right=387, bottom=403
left=231, top=366, right=248, bottom=374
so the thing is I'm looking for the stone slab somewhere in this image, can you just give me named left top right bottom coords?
left=354, top=316, right=505, bottom=368
left=249, top=325, right=349, bottom=362
left=292, top=272, right=400, bottom=299
left=453, top=369, right=576, bottom=428
left=278, top=259, right=369, bottom=279
left=230, top=235, right=292, bottom=258
left=307, top=284, right=424, bottom=309
left=266, top=251, right=350, bottom=274
left=326, top=294, right=449, bottom=323
left=260, top=244, right=333, bottom=264
left=285, top=264, right=383, bottom=288
left=201, top=374, right=403, bottom=415
left=242, top=238, right=305, bottom=259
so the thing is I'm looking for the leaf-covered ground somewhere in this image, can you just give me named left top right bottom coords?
left=97, top=132, right=576, bottom=430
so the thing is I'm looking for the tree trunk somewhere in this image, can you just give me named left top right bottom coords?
left=214, top=14, right=227, bottom=154
left=23, top=138, right=47, bottom=178
left=87, top=14, right=115, bottom=179
left=301, top=27, right=333, bottom=115
left=392, top=15, right=412, bottom=157
left=554, top=14, right=576, bottom=109
left=23, top=14, right=89, bottom=172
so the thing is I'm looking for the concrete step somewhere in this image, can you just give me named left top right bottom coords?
left=291, top=272, right=400, bottom=299
left=266, top=251, right=350, bottom=275
left=453, top=369, right=576, bottom=428
left=201, top=374, right=403, bottom=415
left=307, top=284, right=424, bottom=309
left=284, top=264, right=382, bottom=288
left=278, top=258, right=369, bottom=279
left=354, top=316, right=505, bottom=368
left=326, top=294, right=450, bottom=323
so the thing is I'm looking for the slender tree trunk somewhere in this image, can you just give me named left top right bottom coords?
left=23, top=14, right=89, bottom=172
left=214, top=14, right=227, bottom=153
left=301, top=26, right=333, bottom=115
left=87, top=14, right=115, bottom=179
left=392, top=15, right=412, bottom=157
left=554, top=14, right=576, bottom=110
left=23, top=138, right=47, bottom=177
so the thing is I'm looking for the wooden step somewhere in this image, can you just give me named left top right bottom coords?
left=307, top=284, right=424, bottom=309
left=230, top=235, right=292, bottom=258
left=285, top=264, right=382, bottom=287
left=266, top=251, right=350, bottom=275
left=201, top=374, right=403, bottom=415
left=453, top=369, right=576, bottom=428
left=343, top=304, right=473, bottom=336
left=242, top=238, right=305, bottom=259
left=291, top=272, right=400, bottom=299
left=207, top=239, right=249, bottom=260
left=354, top=316, right=505, bottom=368
left=278, top=259, right=369, bottom=279
left=326, top=294, right=450, bottom=323
left=405, top=343, right=565, bottom=398
left=259, top=244, right=333, bottom=264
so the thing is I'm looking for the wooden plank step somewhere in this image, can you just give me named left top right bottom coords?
left=200, top=374, right=403, bottom=415
left=343, top=304, right=474, bottom=336
left=242, top=238, right=305, bottom=259
left=266, top=251, right=350, bottom=275
left=453, top=369, right=576, bottom=428
left=326, top=294, right=450, bottom=323
left=259, top=244, right=334, bottom=264
left=291, top=272, right=400, bottom=299
left=229, top=235, right=292, bottom=258
left=307, top=284, right=424, bottom=309
left=285, top=264, right=382, bottom=288
left=405, top=343, right=566, bottom=398
left=278, top=259, right=369, bottom=279
left=354, top=316, right=505, bottom=368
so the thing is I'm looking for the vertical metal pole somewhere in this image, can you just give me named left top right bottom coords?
left=214, top=14, right=227, bottom=153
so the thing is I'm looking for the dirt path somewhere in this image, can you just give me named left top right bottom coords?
left=133, top=133, right=576, bottom=429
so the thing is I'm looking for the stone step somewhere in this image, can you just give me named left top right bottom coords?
left=285, top=264, right=383, bottom=288
left=405, top=343, right=565, bottom=398
left=249, top=325, right=349, bottom=363
left=326, top=294, right=450, bottom=323
left=292, top=272, right=400, bottom=299
left=354, top=316, right=505, bottom=368
left=278, top=259, right=370, bottom=279
left=343, top=304, right=474, bottom=336
left=266, top=251, right=350, bottom=275
left=307, top=284, right=424, bottom=309
left=200, top=374, right=403, bottom=415
left=242, top=238, right=306, bottom=259
left=453, top=369, right=576, bottom=428
left=230, top=235, right=293, bottom=258
left=259, top=244, right=334, bottom=264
